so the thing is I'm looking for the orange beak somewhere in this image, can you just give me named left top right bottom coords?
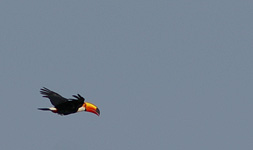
left=84, top=102, right=100, bottom=116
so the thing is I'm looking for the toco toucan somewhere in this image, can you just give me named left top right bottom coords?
left=38, top=87, right=100, bottom=116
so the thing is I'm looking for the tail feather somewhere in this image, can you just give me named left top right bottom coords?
left=38, top=107, right=57, bottom=113
left=38, top=108, right=51, bottom=111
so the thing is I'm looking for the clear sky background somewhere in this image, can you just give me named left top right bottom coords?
left=0, top=1, right=252, bottom=150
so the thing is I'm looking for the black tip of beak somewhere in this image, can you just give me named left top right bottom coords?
left=96, top=108, right=100, bottom=116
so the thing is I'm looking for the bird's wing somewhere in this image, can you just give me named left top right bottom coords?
left=72, top=94, right=85, bottom=106
left=40, top=87, right=68, bottom=106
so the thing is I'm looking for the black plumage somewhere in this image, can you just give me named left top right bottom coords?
left=40, top=87, right=85, bottom=115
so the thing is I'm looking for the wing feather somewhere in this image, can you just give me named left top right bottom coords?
left=40, top=87, right=68, bottom=106
left=72, top=94, right=85, bottom=103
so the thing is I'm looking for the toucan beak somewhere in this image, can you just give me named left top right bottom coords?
left=84, top=102, right=100, bottom=116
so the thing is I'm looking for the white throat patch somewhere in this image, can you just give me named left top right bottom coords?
left=77, top=106, right=85, bottom=112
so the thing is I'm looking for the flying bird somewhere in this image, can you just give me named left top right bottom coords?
left=38, top=87, right=100, bottom=116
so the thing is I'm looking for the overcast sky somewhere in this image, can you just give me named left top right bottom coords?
left=0, top=1, right=253, bottom=150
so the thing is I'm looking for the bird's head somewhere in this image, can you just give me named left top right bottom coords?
left=81, top=102, right=100, bottom=116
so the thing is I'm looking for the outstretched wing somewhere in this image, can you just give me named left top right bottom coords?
left=40, top=87, right=68, bottom=106
left=72, top=94, right=85, bottom=104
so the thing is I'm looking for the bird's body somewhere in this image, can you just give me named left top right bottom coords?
left=38, top=87, right=100, bottom=116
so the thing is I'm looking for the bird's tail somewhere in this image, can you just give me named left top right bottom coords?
left=38, top=107, right=57, bottom=113
left=38, top=108, right=51, bottom=111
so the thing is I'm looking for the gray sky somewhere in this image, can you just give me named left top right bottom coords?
left=0, top=1, right=252, bottom=150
